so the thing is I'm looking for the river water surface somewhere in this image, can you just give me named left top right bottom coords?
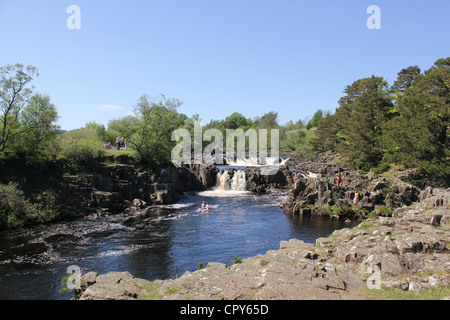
left=0, top=189, right=356, bottom=300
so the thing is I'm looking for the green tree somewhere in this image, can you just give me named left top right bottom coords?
left=85, top=121, right=106, bottom=141
left=280, top=129, right=306, bottom=151
left=283, top=119, right=304, bottom=131
left=0, top=64, right=39, bottom=152
left=306, top=109, right=323, bottom=129
left=309, top=57, right=449, bottom=180
left=344, top=77, right=393, bottom=169
left=178, top=113, right=201, bottom=153
left=16, top=93, right=59, bottom=156
left=310, top=113, right=340, bottom=152
left=383, top=58, right=449, bottom=178
left=109, top=94, right=186, bottom=168
left=223, top=112, right=253, bottom=130
left=254, top=111, right=279, bottom=129
left=325, top=76, right=394, bottom=170
left=391, top=65, right=421, bottom=94
left=59, top=127, right=105, bottom=170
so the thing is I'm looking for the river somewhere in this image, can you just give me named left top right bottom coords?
left=0, top=172, right=357, bottom=300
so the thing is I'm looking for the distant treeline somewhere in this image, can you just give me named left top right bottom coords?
left=0, top=63, right=316, bottom=173
left=1, top=58, right=448, bottom=178
left=310, top=57, right=449, bottom=181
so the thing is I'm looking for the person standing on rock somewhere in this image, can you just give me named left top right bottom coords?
left=160, top=168, right=167, bottom=183
left=294, top=172, right=301, bottom=188
left=353, top=191, right=360, bottom=210
left=335, top=171, right=343, bottom=189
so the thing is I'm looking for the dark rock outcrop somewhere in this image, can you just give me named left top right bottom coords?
left=244, top=166, right=291, bottom=193
left=56, top=164, right=219, bottom=217
left=281, top=154, right=428, bottom=220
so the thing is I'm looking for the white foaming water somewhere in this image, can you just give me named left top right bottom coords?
left=197, top=190, right=250, bottom=198
left=163, top=202, right=197, bottom=209
left=216, top=170, right=247, bottom=192
left=225, top=157, right=288, bottom=167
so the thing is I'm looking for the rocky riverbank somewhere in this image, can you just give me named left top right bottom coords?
left=42, top=152, right=448, bottom=300
left=0, top=156, right=221, bottom=229
left=74, top=187, right=449, bottom=300
left=280, top=153, right=438, bottom=220
left=56, top=163, right=219, bottom=218
left=4, top=151, right=434, bottom=225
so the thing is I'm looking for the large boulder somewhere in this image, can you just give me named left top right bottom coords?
left=244, top=167, right=290, bottom=193
left=78, top=271, right=152, bottom=300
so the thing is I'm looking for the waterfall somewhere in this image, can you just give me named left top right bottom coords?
left=217, top=171, right=230, bottom=190
left=216, top=170, right=247, bottom=191
left=225, top=156, right=289, bottom=167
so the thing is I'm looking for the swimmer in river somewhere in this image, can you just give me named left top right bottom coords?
left=201, top=201, right=205, bottom=210
left=206, top=203, right=211, bottom=211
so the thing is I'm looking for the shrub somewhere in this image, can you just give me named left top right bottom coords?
left=0, top=182, right=61, bottom=230
left=373, top=161, right=391, bottom=176
left=0, top=182, right=38, bottom=229
left=197, top=262, right=205, bottom=270
left=59, top=128, right=105, bottom=170
left=375, top=205, right=394, bottom=217
left=330, top=204, right=352, bottom=216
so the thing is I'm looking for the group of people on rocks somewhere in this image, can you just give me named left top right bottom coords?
left=335, top=170, right=360, bottom=209
left=293, top=169, right=360, bottom=210
left=293, top=171, right=302, bottom=188
left=104, top=137, right=127, bottom=150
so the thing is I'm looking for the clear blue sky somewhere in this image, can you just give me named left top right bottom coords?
left=1, top=0, right=449, bottom=131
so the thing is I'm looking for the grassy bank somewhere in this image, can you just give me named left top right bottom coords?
left=363, top=285, right=450, bottom=300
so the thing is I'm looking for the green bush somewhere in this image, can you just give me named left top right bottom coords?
left=0, top=182, right=61, bottom=230
left=280, top=129, right=315, bottom=157
left=59, top=272, right=75, bottom=294
left=330, top=203, right=352, bottom=216
left=373, top=161, right=391, bottom=176
left=197, top=262, right=205, bottom=270
left=0, top=182, right=38, bottom=229
left=59, top=128, right=105, bottom=170
left=375, top=205, right=394, bottom=217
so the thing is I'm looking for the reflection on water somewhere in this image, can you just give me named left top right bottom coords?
left=0, top=190, right=357, bottom=300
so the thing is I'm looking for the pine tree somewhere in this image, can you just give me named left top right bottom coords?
left=335, top=76, right=393, bottom=170
left=385, top=58, right=449, bottom=178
